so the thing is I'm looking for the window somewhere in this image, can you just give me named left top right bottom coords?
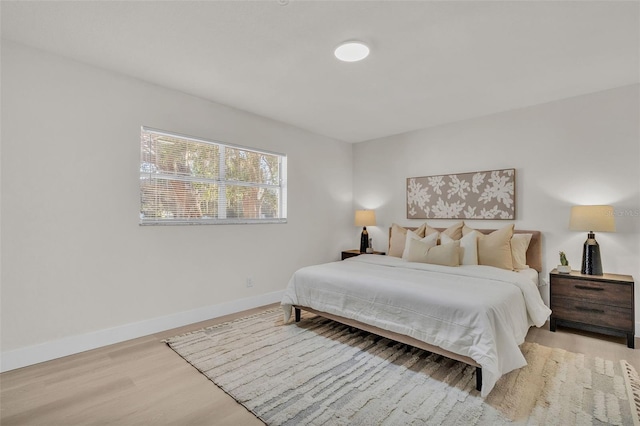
left=140, top=127, right=287, bottom=225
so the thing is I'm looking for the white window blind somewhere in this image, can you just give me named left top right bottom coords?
left=140, top=127, right=287, bottom=225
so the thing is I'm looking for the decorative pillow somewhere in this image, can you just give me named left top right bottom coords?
left=442, top=221, right=464, bottom=240
left=413, top=223, right=428, bottom=238
left=388, top=224, right=408, bottom=257
left=468, top=224, right=515, bottom=270
left=422, top=223, right=439, bottom=237
left=407, top=239, right=460, bottom=267
left=389, top=223, right=431, bottom=257
left=427, top=241, right=461, bottom=266
left=443, top=231, right=479, bottom=265
left=511, top=233, right=532, bottom=270
left=405, top=237, right=435, bottom=262
left=402, top=231, right=438, bottom=260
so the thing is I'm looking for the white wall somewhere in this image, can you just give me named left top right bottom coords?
left=354, top=85, right=640, bottom=328
left=3, top=40, right=638, bottom=371
left=0, top=41, right=353, bottom=369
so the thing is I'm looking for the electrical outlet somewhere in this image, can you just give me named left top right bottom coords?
left=246, top=277, right=254, bottom=288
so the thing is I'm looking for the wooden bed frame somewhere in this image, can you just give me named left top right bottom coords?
left=293, top=227, right=542, bottom=393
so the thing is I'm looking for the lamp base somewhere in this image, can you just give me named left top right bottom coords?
left=581, top=232, right=603, bottom=275
left=360, top=227, right=369, bottom=253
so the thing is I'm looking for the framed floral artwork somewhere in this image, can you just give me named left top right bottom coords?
left=406, top=168, right=515, bottom=219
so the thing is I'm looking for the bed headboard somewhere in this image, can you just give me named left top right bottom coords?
left=389, top=227, right=542, bottom=272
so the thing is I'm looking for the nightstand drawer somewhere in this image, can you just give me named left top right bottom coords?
left=552, top=296, right=633, bottom=331
left=550, top=276, right=632, bottom=308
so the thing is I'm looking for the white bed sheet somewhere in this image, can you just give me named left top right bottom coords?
left=281, top=254, right=551, bottom=397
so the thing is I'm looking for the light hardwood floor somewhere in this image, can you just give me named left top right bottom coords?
left=2, top=303, right=639, bottom=425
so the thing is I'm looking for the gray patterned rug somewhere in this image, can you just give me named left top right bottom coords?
left=165, top=309, right=640, bottom=425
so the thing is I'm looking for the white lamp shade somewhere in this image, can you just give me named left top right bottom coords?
left=354, top=210, right=376, bottom=227
left=569, top=205, right=616, bottom=232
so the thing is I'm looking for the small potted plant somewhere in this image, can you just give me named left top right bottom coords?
left=557, top=251, right=571, bottom=273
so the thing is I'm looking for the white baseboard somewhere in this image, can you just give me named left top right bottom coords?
left=0, top=290, right=284, bottom=373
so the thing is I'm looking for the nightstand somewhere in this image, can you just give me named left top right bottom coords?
left=549, top=269, right=635, bottom=348
left=341, top=250, right=385, bottom=260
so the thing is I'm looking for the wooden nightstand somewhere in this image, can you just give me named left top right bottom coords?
left=549, top=269, right=635, bottom=348
left=341, top=250, right=385, bottom=260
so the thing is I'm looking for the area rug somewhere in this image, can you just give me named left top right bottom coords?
left=165, top=309, right=640, bottom=425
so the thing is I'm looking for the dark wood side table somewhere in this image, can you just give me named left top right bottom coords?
left=549, top=269, right=635, bottom=348
left=341, top=250, right=385, bottom=260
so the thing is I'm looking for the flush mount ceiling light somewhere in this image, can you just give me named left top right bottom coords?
left=334, top=41, right=369, bottom=62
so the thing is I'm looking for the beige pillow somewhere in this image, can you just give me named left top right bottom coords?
left=389, top=223, right=435, bottom=257
left=428, top=241, right=461, bottom=267
left=407, top=239, right=460, bottom=267
left=403, top=231, right=438, bottom=260
left=472, top=224, right=515, bottom=270
left=423, top=223, right=439, bottom=237
left=405, top=234, right=438, bottom=262
left=388, top=223, right=408, bottom=257
left=442, top=221, right=464, bottom=240
left=511, top=233, right=532, bottom=270
left=413, top=223, right=427, bottom=238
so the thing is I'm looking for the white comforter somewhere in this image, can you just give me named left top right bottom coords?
left=281, top=255, right=551, bottom=397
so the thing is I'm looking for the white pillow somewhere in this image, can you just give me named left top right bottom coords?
left=511, top=233, right=532, bottom=270
left=402, top=231, right=438, bottom=260
left=441, top=231, right=478, bottom=265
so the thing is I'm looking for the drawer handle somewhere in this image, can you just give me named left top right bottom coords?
left=574, top=285, right=604, bottom=291
left=575, top=306, right=605, bottom=314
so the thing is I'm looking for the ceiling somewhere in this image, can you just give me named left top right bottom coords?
left=2, top=1, right=638, bottom=143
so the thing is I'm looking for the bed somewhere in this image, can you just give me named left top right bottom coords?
left=281, top=226, right=551, bottom=397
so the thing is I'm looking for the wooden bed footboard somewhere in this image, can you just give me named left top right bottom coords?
left=293, top=306, right=482, bottom=392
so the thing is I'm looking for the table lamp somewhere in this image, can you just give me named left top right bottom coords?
left=569, top=205, right=616, bottom=275
left=355, top=210, right=376, bottom=253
